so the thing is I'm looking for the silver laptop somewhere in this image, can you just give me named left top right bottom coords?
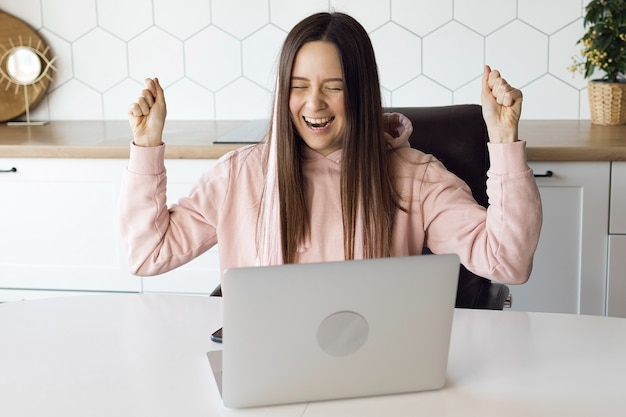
left=207, top=254, right=460, bottom=409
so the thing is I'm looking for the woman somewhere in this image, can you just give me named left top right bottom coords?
left=121, top=12, right=541, bottom=284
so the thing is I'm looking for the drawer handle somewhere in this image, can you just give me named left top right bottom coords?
left=534, top=170, right=553, bottom=178
left=0, top=167, right=17, bottom=173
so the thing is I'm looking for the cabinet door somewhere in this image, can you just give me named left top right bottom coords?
left=0, top=158, right=141, bottom=293
left=610, top=162, right=626, bottom=234
left=607, top=235, right=626, bottom=318
left=0, top=158, right=222, bottom=299
left=510, top=162, right=610, bottom=315
left=607, top=162, right=626, bottom=317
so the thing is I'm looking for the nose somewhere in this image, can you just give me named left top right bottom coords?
left=304, top=87, right=327, bottom=110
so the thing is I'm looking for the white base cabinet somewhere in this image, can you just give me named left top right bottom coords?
left=0, top=158, right=220, bottom=302
left=509, top=162, right=610, bottom=316
left=0, top=158, right=139, bottom=296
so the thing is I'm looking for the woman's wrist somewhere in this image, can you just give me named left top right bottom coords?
left=487, top=127, right=518, bottom=143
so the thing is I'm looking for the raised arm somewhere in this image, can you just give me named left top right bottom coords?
left=421, top=66, right=542, bottom=284
left=120, top=77, right=219, bottom=276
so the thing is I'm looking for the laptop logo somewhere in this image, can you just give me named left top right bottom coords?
left=316, top=311, right=369, bottom=357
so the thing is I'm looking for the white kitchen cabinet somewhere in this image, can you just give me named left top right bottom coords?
left=509, top=162, right=610, bottom=315
left=607, top=162, right=626, bottom=317
left=0, top=158, right=221, bottom=301
left=0, top=158, right=140, bottom=296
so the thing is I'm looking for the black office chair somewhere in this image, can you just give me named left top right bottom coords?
left=386, top=105, right=511, bottom=310
left=211, top=104, right=511, bottom=310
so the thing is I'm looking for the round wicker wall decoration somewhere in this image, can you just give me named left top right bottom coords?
left=0, top=11, right=55, bottom=123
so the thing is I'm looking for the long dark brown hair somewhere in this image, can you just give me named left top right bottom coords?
left=266, top=12, right=399, bottom=263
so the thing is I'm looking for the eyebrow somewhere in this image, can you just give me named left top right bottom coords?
left=290, top=76, right=344, bottom=83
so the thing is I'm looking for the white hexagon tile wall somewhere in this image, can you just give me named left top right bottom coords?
left=0, top=0, right=591, bottom=121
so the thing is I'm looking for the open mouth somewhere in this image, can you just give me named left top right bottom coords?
left=303, top=116, right=335, bottom=129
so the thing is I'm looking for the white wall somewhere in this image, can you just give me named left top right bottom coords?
left=1, top=0, right=592, bottom=121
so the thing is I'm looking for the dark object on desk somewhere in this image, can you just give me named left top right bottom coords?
left=209, top=105, right=511, bottom=310
left=210, top=327, right=223, bottom=343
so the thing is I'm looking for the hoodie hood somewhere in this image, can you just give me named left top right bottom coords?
left=383, top=112, right=413, bottom=150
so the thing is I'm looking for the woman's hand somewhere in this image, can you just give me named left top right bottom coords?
left=128, top=77, right=167, bottom=147
left=481, top=65, right=522, bottom=144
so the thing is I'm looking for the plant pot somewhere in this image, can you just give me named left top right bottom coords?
left=587, top=80, right=626, bottom=125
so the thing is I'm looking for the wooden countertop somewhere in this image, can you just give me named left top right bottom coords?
left=0, top=121, right=246, bottom=159
left=1, top=119, right=625, bottom=161
left=521, top=120, right=626, bottom=161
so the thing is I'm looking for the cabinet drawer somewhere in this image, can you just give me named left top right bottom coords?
left=610, top=162, right=626, bottom=234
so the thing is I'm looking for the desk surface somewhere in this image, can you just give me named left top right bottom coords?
left=1, top=294, right=625, bottom=417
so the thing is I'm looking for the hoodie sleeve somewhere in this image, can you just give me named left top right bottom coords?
left=118, top=142, right=227, bottom=276
left=422, top=140, right=542, bottom=284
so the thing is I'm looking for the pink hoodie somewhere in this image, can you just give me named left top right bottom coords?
left=119, top=114, right=542, bottom=284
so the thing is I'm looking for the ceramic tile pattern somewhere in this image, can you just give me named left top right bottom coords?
left=0, top=0, right=592, bottom=121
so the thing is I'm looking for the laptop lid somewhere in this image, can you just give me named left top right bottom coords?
left=214, top=254, right=459, bottom=408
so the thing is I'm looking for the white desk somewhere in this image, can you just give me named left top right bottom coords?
left=1, top=294, right=625, bottom=417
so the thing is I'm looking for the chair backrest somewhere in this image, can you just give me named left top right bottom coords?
left=385, top=105, right=509, bottom=309
left=385, top=105, right=488, bottom=207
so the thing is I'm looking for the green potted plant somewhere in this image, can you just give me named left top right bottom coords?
left=569, top=0, right=626, bottom=125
